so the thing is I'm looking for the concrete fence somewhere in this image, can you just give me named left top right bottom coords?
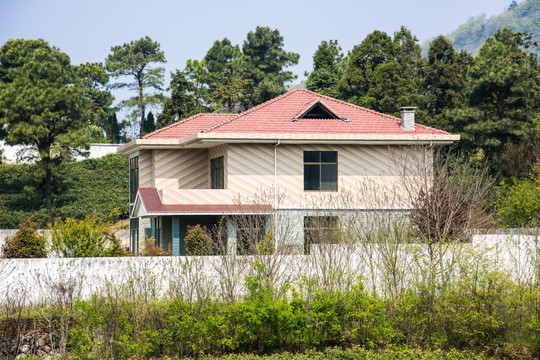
left=0, top=234, right=538, bottom=303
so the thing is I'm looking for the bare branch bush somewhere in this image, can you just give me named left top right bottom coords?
left=0, top=283, right=30, bottom=359
left=300, top=197, right=361, bottom=296
left=32, top=262, right=85, bottom=357
left=165, top=255, right=216, bottom=307
left=229, top=188, right=299, bottom=300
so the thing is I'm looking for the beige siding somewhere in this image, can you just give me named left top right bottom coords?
left=149, top=143, right=431, bottom=210
left=227, top=144, right=430, bottom=209
left=139, top=150, right=153, bottom=188
left=152, top=149, right=209, bottom=190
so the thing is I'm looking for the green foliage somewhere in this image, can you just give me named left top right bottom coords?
left=0, top=39, right=93, bottom=223
left=157, top=69, right=204, bottom=128
left=50, top=216, right=126, bottom=257
left=1, top=217, right=46, bottom=258
left=106, top=36, right=166, bottom=137
left=494, top=169, right=540, bottom=227
left=421, top=36, right=473, bottom=132
left=240, top=26, right=300, bottom=106
left=0, top=153, right=128, bottom=228
left=455, top=28, right=540, bottom=174
left=339, top=27, right=423, bottom=117
left=184, top=224, right=211, bottom=255
left=75, top=62, right=118, bottom=141
left=305, top=40, right=344, bottom=97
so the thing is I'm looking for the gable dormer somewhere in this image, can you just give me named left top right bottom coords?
left=292, top=98, right=346, bottom=121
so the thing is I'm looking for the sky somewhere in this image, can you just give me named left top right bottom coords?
left=0, top=0, right=518, bottom=115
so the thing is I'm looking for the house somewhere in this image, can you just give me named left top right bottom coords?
left=117, top=89, right=459, bottom=255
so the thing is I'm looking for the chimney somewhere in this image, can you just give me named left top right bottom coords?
left=399, top=107, right=416, bottom=130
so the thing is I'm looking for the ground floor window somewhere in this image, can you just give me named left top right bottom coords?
left=130, top=217, right=139, bottom=254
left=236, top=215, right=267, bottom=255
left=303, top=216, right=339, bottom=255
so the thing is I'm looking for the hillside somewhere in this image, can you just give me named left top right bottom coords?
left=447, top=0, right=540, bottom=55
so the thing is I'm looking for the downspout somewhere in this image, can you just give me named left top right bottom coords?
left=274, top=139, right=281, bottom=253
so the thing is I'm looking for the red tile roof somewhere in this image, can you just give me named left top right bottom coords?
left=137, top=188, right=273, bottom=215
left=144, top=113, right=234, bottom=139
left=143, top=89, right=450, bottom=140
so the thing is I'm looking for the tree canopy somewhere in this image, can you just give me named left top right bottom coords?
left=0, top=39, right=92, bottom=223
left=106, top=36, right=166, bottom=137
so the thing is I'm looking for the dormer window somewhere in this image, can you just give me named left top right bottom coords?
left=292, top=98, right=346, bottom=121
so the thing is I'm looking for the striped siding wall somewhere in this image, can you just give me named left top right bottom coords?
left=138, top=150, right=153, bottom=188
left=153, top=149, right=209, bottom=190
left=227, top=144, right=430, bottom=210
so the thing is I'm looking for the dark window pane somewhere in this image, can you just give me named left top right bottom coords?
left=211, top=156, right=224, bottom=189
left=321, top=151, right=337, bottom=163
left=304, top=151, right=319, bottom=163
left=304, top=164, right=320, bottom=190
left=321, top=164, right=337, bottom=190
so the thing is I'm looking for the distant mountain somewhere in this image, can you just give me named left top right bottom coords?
left=446, top=0, right=540, bottom=55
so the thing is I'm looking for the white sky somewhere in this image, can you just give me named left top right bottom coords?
left=0, top=0, right=519, bottom=123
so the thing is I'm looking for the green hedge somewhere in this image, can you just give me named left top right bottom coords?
left=0, top=153, right=128, bottom=228
left=198, top=347, right=487, bottom=360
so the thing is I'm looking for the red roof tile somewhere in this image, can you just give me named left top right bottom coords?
left=137, top=188, right=272, bottom=215
left=144, top=113, right=234, bottom=139
left=143, top=89, right=450, bottom=140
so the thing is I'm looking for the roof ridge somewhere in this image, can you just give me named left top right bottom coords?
left=203, top=90, right=301, bottom=133
left=143, top=113, right=232, bottom=139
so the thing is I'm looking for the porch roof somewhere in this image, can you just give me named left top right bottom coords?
left=132, top=188, right=273, bottom=217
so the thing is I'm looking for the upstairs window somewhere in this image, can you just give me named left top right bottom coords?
left=304, top=151, right=337, bottom=191
left=129, top=156, right=139, bottom=204
left=210, top=156, right=224, bottom=189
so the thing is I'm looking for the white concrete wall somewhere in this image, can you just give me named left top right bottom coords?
left=1, top=234, right=538, bottom=302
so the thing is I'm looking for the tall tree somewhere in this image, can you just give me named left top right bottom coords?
left=0, top=39, right=91, bottom=223
left=421, top=36, right=473, bottom=132
left=75, top=62, right=117, bottom=141
left=240, top=26, right=300, bottom=106
left=339, top=27, right=423, bottom=116
left=454, top=28, right=540, bottom=174
left=105, top=36, right=165, bottom=137
left=305, top=40, right=345, bottom=97
left=157, top=70, right=201, bottom=129
left=144, top=111, right=156, bottom=135
left=203, top=38, right=242, bottom=93
left=209, top=62, right=253, bottom=111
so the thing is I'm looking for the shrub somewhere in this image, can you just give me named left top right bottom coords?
left=1, top=217, right=47, bottom=258
left=185, top=224, right=211, bottom=255
left=140, top=235, right=171, bottom=256
left=50, top=216, right=127, bottom=257
left=410, top=153, right=493, bottom=242
left=494, top=174, right=540, bottom=227
left=0, top=153, right=128, bottom=228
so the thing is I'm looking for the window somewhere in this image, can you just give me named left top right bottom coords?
left=129, top=156, right=139, bottom=204
left=236, top=215, right=267, bottom=255
left=304, top=151, right=337, bottom=191
left=130, top=217, right=139, bottom=254
left=151, top=217, right=162, bottom=246
left=211, top=156, right=224, bottom=189
left=304, top=216, right=339, bottom=255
